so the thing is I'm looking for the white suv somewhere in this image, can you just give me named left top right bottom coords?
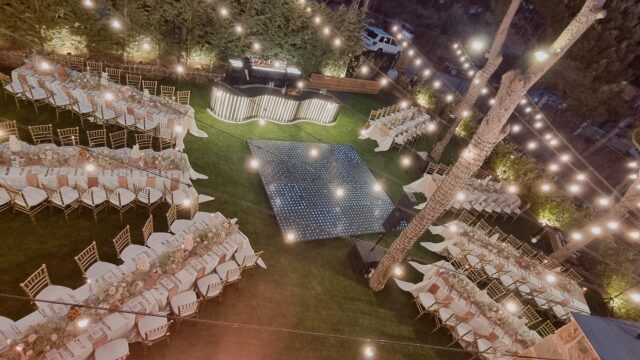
left=361, top=26, right=402, bottom=55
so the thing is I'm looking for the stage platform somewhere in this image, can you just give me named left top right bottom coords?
left=247, top=140, right=395, bottom=241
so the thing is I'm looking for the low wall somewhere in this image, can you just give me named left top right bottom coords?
left=0, top=50, right=224, bottom=84
left=519, top=321, right=600, bottom=360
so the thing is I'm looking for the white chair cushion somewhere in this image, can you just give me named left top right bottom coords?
left=120, top=244, right=157, bottom=264
left=15, top=186, right=47, bottom=207
left=234, top=248, right=257, bottom=267
left=196, top=273, right=223, bottom=298
left=170, top=219, right=193, bottom=234
left=136, top=119, right=159, bottom=131
left=116, top=114, right=136, bottom=127
left=81, top=187, right=107, bottom=206
left=94, top=338, right=129, bottom=360
left=49, top=94, right=71, bottom=106
left=95, top=108, right=116, bottom=120
left=146, top=232, right=175, bottom=252
left=85, top=261, right=118, bottom=281
left=170, top=290, right=198, bottom=316
left=137, top=315, right=167, bottom=341
left=137, top=187, right=162, bottom=204
left=109, top=188, right=135, bottom=206
left=418, top=292, right=437, bottom=310
left=5, top=82, right=23, bottom=93
left=73, top=101, right=93, bottom=114
left=35, top=285, right=75, bottom=307
left=26, top=88, right=47, bottom=100
left=51, top=186, right=79, bottom=206
left=215, top=261, right=240, bottom=282
left=0, top=188, right=10, bottom=205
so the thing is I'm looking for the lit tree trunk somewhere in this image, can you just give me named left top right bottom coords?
left=430, top=0, right=522, bottom=162
left=550, top=175, right=640, bottom=262
left=581, top=117, right=635, bottom=157
left=370, top=0, right=607, bottom=291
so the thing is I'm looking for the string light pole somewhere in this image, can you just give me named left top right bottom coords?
left=369, top=0, right=608, bottom=291
left=429, top=0, right=522, bottom=162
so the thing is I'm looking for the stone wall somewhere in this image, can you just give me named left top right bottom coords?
left=519, top=321, right=600, bottom=360
left=0, top=50, right=224, bottom=84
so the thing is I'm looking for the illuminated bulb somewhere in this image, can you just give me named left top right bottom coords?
left=544, top=133, right=553, bottom=140
left=456, top=192, right=466, bottom=201
left=507, top=185, right=518, bottom=194
left=111, top=19, right=122, bottom=29
left=322, top=26, right=331, bottom=36
left=480, top=87, right=489, bottom=95
left=373, top=182, right=382, bottom=192
left=631, top=293, right=640, bottom=303
left=549, top=138, right=559, bottom=146
left=488, top=98, right=496, bottom=105
left=252, top=42, right=261, bottom=51
left=400, top=100, right=409, bottom=109
left=535, top=114, right=543, bottom=120
left=432, top=80, right=442, bottom=89
left=473, top=79, right=480, bottom=85
left=333, top=38, right=342, bottom=47
left=525, top=106, right=532, bottom=113
left=82, top=0, right=94, bottom=8
left=285, top=232, right=296, bottom=242
left=541, top=183, right=551, bottom=192
left=560, top=154, right=570, bottom=162
left=590, top=226, right=602, bottom=235
left=462, top=148, right=473, bottom=159
left=505, top=302, right=518, bottom=313
left=309, top=148, right=318, bottom=158
left=296, top=80, right=305, bottom=89
left=104, top=92, right=114, bottom=101
left=379, top=78, right=388, bottom=86
left=176, top=65, right=185, bottom=74
left=422, top=69, right=432, bottom=77
left=571, top=232, right=582, bottom=241
left=456, top=49, right=462, bottom=55
left=467, top=70, right=475, bottom=76
left=408, top=49, right=415, bottom=57
left=461, top=110, right=470, bottom=117
left=397, top=34, right=403, bottom=40
left=452, top=43, right=459, bottom=49
left=628, top=161, right=638, bottom=168
left=449, top=224, right=459, bottom=233
left=471, top=39, right=484, bottom=51
left=313, top=16, right=322, bottom=25
left=548, top=163, right=559, bottom=172
left=630, top=173, right=638, bottom=180
left=335, top=188, right=345, bottom=197
left=249, top=158, right=259, bottom=169
left=77, top=318, right=90, bottom=328
left=568, top=184, right=581, bottom=193
left=360, top=129, right=367, bottom=136
left=363, top=345, right=375, bottom=358
left=393, top=265, right=403, bottom=276
left=511, top=124, right=522, bottom=133
left=414, top=59, right=422, bottom=66
left=359, top=65, right=370, bottom=74
left=401, top=157, right=411, bottom=167
left=142, top=42, right=151, bottom=51
left=607, top=221, right=619, bottom=230
left=182, top=198, right=191, bottom=207
left=534, top=50, right=550, bottom=62
left=534, top=121, right=544, bottom=129
left=526, top=141, right=538, bottom=150
left=427, top=122, right=437, bottom=132
left=219, top=6, right=229, bottom=17
left=463, top=63, right=470, bottom=69
left=597, top=197, right=610, bottom=207
left=630, top=231, right=640, bottom=240
left=445, top=94, right=454, bottom=102
left=174, top=125, right=183, bottom=134
left=402, top=41, right=408, bottom=47
left=40, top=62, right=50, bottom=70
left=520, top=99, right=528, bottom=105
left=576, top=173, right=586, bottom=182
left=234, top=24, right=243, bottom=34
left=459, top=56, right=466, bottom=62
left=85, top=163, right=95, bottom=172
left=545, top=274, right=557, bottom=283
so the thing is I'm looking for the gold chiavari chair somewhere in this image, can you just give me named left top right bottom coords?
left=475, top=220, right=492, bottom=235
left=138, top=319, right=172, bottom=353
left=2, top=184, right=48, bottom=224
left=135, top=133, right=153, bottom=150
left=0, top=73, right=23, bottom=109
left=237, top=251, right=264, bottom=270
left=133, top=184, right=162, bottom=214
left=66, top=88, right=94, bottom=128
left=43, top=185, right=80, bottom=222
left=57, top=127, right=80, bottom=146
left=176, top=90, right=190, bottom=105
left=126, top=74, right=142, bottom=90
left=86, top=60, right=103, bottom=74
left=74, top=241, right=104, bottom=277
left=170, top=291, right=201, bottom=328
left=0, top=120, right=19, bottom=142
left=156, top=123, right=175, bottom=150
left=535, top=321, right=556, bottom=337
left=540, top=258, right=562, bottom=271
left=505, top=235, right=524, bottom=250
left=106, top=186, right=136, bottom=223
left=18, top=76, right=48, bottom=114
left=563, top=267, right=584, bottom=283
left=0, top=186, right=10, bottom=214
left=109, top=130, right=127, bottom=149
left=450, top=256, right=471, bottom=273
left=28, top=125, right=54, bottom=144
left=520, top=243, right=539, bottom=258
left=77, top=184, right=108, bottom=222
left=106, top=68, right=122, bottom=83
left=500, top=293, right=523, bottom=311
left=160, top=85, right=175, bottom=99
left=19, top=264, right=73, bottom=309
left=112, top=225, right=132, bottom=259
left=142, top=80, right=157, bottom=95
left=457, top=210, right=476, bottom=226
left=518, top=305, right=542, bottom=327
left=87, top=129, right=107, bottom=148
left=44, top=87, right=72, bottom=122
left=485, top=280, right=507, bottom=301
left=464, top=268, right=487, bottom=285
left=66, top=55, right=85, bottom=71
left=487, top=226, right=507, bottom=241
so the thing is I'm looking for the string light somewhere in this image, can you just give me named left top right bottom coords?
left=534, top=121, right=544, bottom=129
left=142, top=42, right=151, bottom=51
left=535, top=114, right=543, bottom=120
left=467, top=70, right=475, bottom=76
left=379, top=78, right=388, bottom=86
left=335, top=188, right=345, bottom=197
left=507, top=184, right=518, bottom=194
left=252, top=42, right=262, bottom=51
left=333, top=38, right=342, bottom=47
left=526, top=141, right=538, bottom=150
left=511, top=124, right=522, bottom=133
left=548, top=138, right=559, bottom=146
left=322, top=26, right=331, bottom=36
left=628, top=161, right=638, bottom=168
left=524, top=106, right=532, bottom=113
left=363, top=345, right=375, bottom=358
left=480, top=87, right=489, bottom=95
left=313, top=16, right=322, bottom=25
left=629, top=231, right=640, bottom=240
left=414, top=58, right=422, bottom=66
left=422, top=69, right=432, bottom=77
left=234, top=24, right=243, bottom=34
left=571, top=232, right=583, bottom=241
left=462, top=63, right=470, bottom=69
left=597, top=197, right=610, bottom=207
left=445, top=94, right=454, bottom=103
left=219, top=6, right=229, bottom=17
left=426, top=122, right=437, bottom=132
left=590, top=226, right=602, bottom=235
left=82, top=0, right=94, bottom=8
left=174, top=125, right=183, bottom=134
left=176, top=65, right=185, bottom=74
left=559, top=154, right=571, bottom=162
left=488, top=98, right=496, bottom=106
left=456, top=192, right=466, bottom=201
left=548, top=163, right=559, bottom=172
left=249, top=158, right=259, bottom=169
left=392, top=265, right=403, bottom=276
left=505, top=302, right=518, bottom=313
left=373, top=182, right=382, bottom=192
left=432, top=80, right=442, bottom=89
left=285, top=232, right=296, bottom=243
left=607, top=221, right=619, bottom=230
left=534, top=50, right=550, bottom=62
left=576, top=173, right=587, bottom=182
left=77, top=318, right=90, bottom=328
left=110, top=19, right=122, bottom=30
left=85, top=163, right=95, bottom=172
left=461, top=110, right=470, bottom=117
left=407, top=49, right=415, bottom=57
left=39, top=62, right=51, bottom=71
left=541, top=183, right=551, bottom=192
left=296, top=80, right=305, bottom=89
left=631, top=293, right=640, bottom=303
left=182, top=198, right=191, bottom=207
left=568, top=184, right=581, bottom=193
left=520, top=99, right=528, bottom=105
left=401, top=156, right=411, bottom=167
left=545, top=274, right=557, bottom=283
left=359, top=65, right=370, bottom=75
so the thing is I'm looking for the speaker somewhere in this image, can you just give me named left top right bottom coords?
left=382, top=195, right=414, bottom=232
left=348, top=240, right=385, bottom=275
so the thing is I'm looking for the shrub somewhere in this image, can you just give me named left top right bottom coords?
left=320, top=57, right=349, bottom=77
left=412, top=84, right=438, bottom=109
left=455, top=111, right=480, bottom=139
left=44, top=28, right=87, bottom=55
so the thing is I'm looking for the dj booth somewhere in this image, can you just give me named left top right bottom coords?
left=225, top=59, right=302, bottom=86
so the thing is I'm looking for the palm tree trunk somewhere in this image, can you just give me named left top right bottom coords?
left=430, top=0, right=522, bottom=162
left=370, top=0, right=607, bottom=291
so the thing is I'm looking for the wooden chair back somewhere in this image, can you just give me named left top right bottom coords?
left=126, top=74, right=142, bottom=90
left=113, top=225, right=132, bottom=257
left=176, top=90, right=190, bottom=105
left=142, top=215, right=154, bottom=244
left=457, top=211, right=475, bottom=226
left=536, top=321, right=556, bottom=337
left=144, top=321, right=172, bottom=343
left=0, top=120, right=19, bottom=142
left=485, top=280, right=507, bottom=301
left=160, top=85, right=175, bottom=99
left=29, top=125, right=54, bottom=144
left=86, top=60, right=103, bottom=74
left=166, top=204, right=177, bottom=227
left=87, top=129, right=107, bottom=148
left=519, top=305, right=542, bottom=327
left=57, top=127, right=79, bottom=146
left=177, top=300, right=200, bottom=317
left=142, top=80, right=157, bottom=95
left=20, top=264, right=52, bottom=298
left=109, top=130, right=127, bottom=149
left=75, top=241, right=100, bottom=274
left=106, top=68, right=121, bottom=83
left=475, top=220, right=492, bottom=235
left=66, top=56, right=85, bottom=71
left=135, top=133, right=153, bottom=150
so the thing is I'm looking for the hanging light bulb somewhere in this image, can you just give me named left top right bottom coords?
left=511, top=124, right=522, bottom=133
left=432, top=80, right=442, bottom=89
left=540, top=183, right=551, bottom=192
left=526, top=141, right=538, bottom=150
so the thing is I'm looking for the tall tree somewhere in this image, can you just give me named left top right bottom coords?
left=370, top=0, right=607, bottom=291
left=430, top=0, right=522, bottom=162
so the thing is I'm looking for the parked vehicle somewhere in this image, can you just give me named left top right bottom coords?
left=361, top=26, right=402, bottom=55
left=530, top=90, right=568, bottom=110
left=395, top=21, right=415, bottom=40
